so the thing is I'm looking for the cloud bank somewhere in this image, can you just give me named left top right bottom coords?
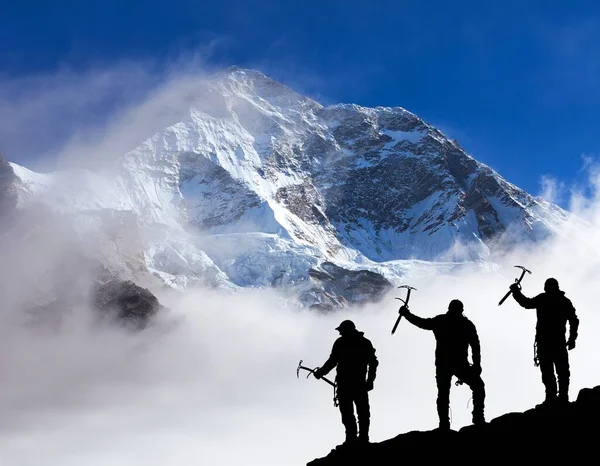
left=2, top=208, right=600, bottom=466
left=1, top=61, right=600, bottom=466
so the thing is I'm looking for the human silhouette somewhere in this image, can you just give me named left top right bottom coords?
left=399, top=300, right=485, bottom=430
left=313, top=320, right=378, bottom=447
left=509, top=277, right=579, bottom=406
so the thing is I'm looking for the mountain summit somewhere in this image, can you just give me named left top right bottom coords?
left=2, top=68, right=583, bottom=308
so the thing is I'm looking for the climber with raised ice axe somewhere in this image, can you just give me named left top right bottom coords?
left=508, top=277, right=579, bottom=407
left=399, top=299, right=486, bottom=430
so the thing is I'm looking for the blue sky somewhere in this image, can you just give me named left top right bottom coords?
left=1, top=0, right=599, bottom=206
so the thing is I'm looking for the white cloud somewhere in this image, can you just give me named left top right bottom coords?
left=538, top=174, right=565, bottom=204
left=1, top=58, right=600, bottom=466
left=2, top=176, right=600, bottom=466
left=0, top=52, right=224, bottom=171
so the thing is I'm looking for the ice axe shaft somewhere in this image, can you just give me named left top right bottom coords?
left=296, top=360, right=335, bottom=387
left=391, top=300, right=403, bottom=335
left=498, top=265, right=531, bottom=306
left=391, top=285, right=417, bottom=335
left=297, top=360, right=338, bottom=407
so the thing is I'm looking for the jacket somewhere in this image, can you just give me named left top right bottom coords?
left=512, top=288, right=579, bottom=345
left=318, top=330, right=378, bottom=386
left=403, top=310, right=481, bottom=369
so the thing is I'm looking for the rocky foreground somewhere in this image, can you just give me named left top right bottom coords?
left=308, top=385, right=600, bottom=464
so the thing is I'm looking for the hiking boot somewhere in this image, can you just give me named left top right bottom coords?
left=357, top=433, right=370, bottom=445
left=335, top=441, right=354, bottom=450
left=337, top=434, right=357, bottom=448
left=536, top=397, right=557, bottom=409
left=472, top=415, right=486, bottom=426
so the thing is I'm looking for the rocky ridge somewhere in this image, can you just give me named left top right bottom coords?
left=307, top=385, right=600, bottom=464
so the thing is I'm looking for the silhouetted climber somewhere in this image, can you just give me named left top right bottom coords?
left=314, top=320, right=378, bottom=447
left=399, top=300, right=485, bottom=430
left=509, top=278, right=579, bottom=406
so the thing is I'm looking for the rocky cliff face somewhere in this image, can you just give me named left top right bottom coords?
left=302, top=261, right=393, bottom=310
left=307, top=385, right=600, bottom=465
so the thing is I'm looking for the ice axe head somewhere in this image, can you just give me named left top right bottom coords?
left=398, top=285, right=416, bottom=305
left=398, top=285, right=417, bottom=291
left=514, top=265, right=532, bottom=282
left=297, top=360, right=316, bottom=379
left=498, top=265, right=532, bottom=306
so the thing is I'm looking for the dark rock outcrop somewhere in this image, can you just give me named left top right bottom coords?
left=14, top=241, right=164, bottom=332
left=21, top=266, right=164, bottom=332
left=307, top=386, right=600, bottom=464
left=301, top=261, right=393, bottom=310
left=91, top=276, right=163, bottom=330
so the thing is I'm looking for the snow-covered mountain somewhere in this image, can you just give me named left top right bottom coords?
left=0, top=67, right=587, bottom=308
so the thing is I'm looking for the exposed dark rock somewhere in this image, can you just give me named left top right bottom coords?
left=300, top=289, right=349, bottom=311
left=302, top=261, right=393, bottom=310
left=463, top=180, right=505, bottom=241
left=18, top=254, right=164, bottom=332
left=444, top=144, right=479, bottom=190
left=91, top=276, right=163, bottom=330
left=275, top=181, right=327, bottom=225
left=307, top=385, right=600, bottom=465
left=178, top=152, right=263, bottom=229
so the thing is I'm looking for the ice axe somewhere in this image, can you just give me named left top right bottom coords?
left=297, top=360, right=338, bottom=406
left=391, top=285, right=417, bottom=335
left=498, top=265, right=532, bottom=306
left=297, top=360, right=336, bottom=387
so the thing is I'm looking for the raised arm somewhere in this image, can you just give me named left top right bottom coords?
left=509, top=284, right=539, bottom=309
left=400, top=305, right=435, bottom=330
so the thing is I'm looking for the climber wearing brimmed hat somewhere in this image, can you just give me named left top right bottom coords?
left=313, top=319, right=378, bottom=447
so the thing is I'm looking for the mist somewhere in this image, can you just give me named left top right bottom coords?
left=0, top=55, right=224, bottom=171
left=2, top=194, right=600, bottom=466
left=2, top=62, right=600, bottom=466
